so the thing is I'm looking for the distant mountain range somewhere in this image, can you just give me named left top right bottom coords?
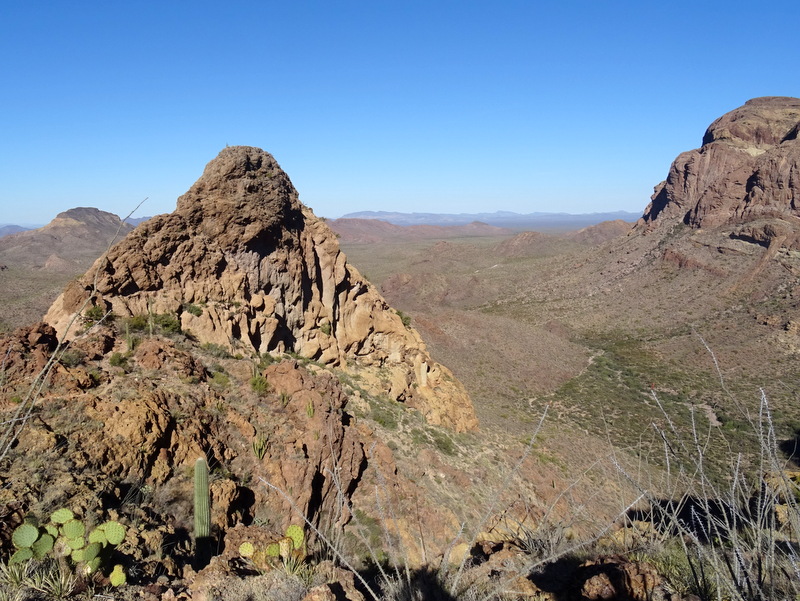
left=339, top=210, right=641, bottom=230
left=0, top=209, right=642, bottom=240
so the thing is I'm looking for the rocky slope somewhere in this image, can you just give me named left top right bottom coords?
left=328, top=218, right=512, bottom=243
left=44, top=147, right=476, bottom=432
left=0, top=148, right=499, bottom=597
left=0, top=207, right=132, bottom=269
left=639, top=96, right=800, bottom=248
left=0, top=208, right=134, bottom=333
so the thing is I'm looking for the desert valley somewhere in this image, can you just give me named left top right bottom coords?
left=0, top=97, right=799, bottom=601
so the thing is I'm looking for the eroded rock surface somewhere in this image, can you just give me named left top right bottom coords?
left=44, top=146, right=477, bottom=432
left=639, top=96, right=800, bottom=248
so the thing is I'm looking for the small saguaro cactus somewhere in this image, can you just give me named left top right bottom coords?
left=194, top=457, right=210, bottom=539
left=194, top=456, right=212, bottom=569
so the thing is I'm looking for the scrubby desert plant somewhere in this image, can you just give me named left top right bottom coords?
left=250, top=374, right=270, bottom=396
left=616, top=387, right=800, bottom=601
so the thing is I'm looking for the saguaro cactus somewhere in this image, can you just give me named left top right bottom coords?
left=194, top=456, right=212, bottom=569
left=194, top=457, right=210, bottom=539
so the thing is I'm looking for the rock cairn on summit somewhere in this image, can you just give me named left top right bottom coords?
left=45, top=146, right=477, bottom=431
left=639, top=96, right=800, bottom=248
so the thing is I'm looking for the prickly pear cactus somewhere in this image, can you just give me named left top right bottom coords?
left=12, top=523, right=39, bottom=549
left=7, top=506, right=129, bottom=588
left=278, top=537, right=293, bottom=560
left=50, top=508, right=74, bottom=524
left=109, top=564, right=126, bottom=587
left=239, top=542, right=255, bottom=557
left=98, top=521, right=126, bottom=545
left=61, top=519, right=85, bottom=540
left=31, top=533, right=55, bottom=559
left=9, top=547, right=33, bottom=564
left=285, top=524, right=304, bottom=550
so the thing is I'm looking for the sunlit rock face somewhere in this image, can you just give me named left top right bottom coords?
left=639, top=97, right=800, bottom=248
left=44, top=146, right=478, bottom=431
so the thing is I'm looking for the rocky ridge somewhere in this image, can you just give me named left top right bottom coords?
left=44, top=147, right=477, bottom=432
left=639, top=96, right=800, bottom=248
left=0, top=207, right=133, bottom=270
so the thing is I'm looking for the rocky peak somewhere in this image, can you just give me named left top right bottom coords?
left=701, top=96, right=800, bottom=149
left=44, top=146, right=477, bottom=431
left=50, top=207, right=128, bottom=230
left=638, top=97, right=800, bottom=245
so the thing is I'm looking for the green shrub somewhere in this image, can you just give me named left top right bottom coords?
left=430, top=430, right=456, bottom=456
left=109, top=352, right=127, bottom=368
left=125, top=313, right=180, bottom=335
left=370, top=403, right=398, bottom=431
left=211, top=372, right=230, bottom=388
left=183, top=303, right=203, bottom=317
left=152, top=313, right=181, bottom=334
left=59, top=349, right=85, bottom=368
left=125, top=315, right=148, bottom=332
left=395, top=310, right=411, bottom=328
left=250, top=375, right=270, bottom=396
left=84, top=304, right=110, bottom=323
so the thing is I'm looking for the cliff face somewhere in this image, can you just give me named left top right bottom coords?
left=44, top=146, right=477, bottom=431
left=639, top=97, right=800, bottom=247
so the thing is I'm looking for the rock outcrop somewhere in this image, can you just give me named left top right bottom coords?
left=638, top=97, right=800, bottom=248
left=44, top=146, right=477, bottom=431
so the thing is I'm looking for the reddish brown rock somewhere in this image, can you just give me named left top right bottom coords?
left=571, top=556, right=669, bottom=601
left=44, top=146, right=477, bottom=432
left=639, top=97, right=800, bottom=247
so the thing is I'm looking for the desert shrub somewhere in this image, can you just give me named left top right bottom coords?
left=183, top=303, right=203, bottom=317
left=124, top=313, right=180, bottom=335
left=319, top=322, right=331, bottom=336
left=58, top=349, right=84, bottom=368
left=84, top=304, right=113, bottom=324
left=152, top=313, right=180, bottom=333
left=211, top=371, right=230, bottom=389
left=125, top=315, right=148, bottom=332
left=258, top=353, right=276, bottom=368
left=201, top=342, right=233, bottom=359
left=250, top=375, right=270, bottom=396
left=109, top=352, right=127, bottom=368
left=395, top=309, right=411, bottom=328
left=429, top=429, right=456, bottom=456
left=370, top=402, right=399, bottom=431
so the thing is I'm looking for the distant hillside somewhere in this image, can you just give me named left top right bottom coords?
left=124, top=215, right=152, bottom=226
left=0, top=207, right=132, bottom=331
left=328, top=218, right=512, bottom=243
left=0, top=207, right=132, bottom=269
left=340, top=209, right=640, bottom=230
left=0, top=225, right=30, bottom=238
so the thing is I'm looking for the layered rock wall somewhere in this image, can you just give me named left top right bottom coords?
left=638, top=97, right=800, bottom=247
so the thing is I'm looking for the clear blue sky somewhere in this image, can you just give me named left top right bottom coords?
left=1, top=1, right=798, bottom=226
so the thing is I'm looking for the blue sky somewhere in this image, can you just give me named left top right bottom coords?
left=1, top=1, right=798, bottom=226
